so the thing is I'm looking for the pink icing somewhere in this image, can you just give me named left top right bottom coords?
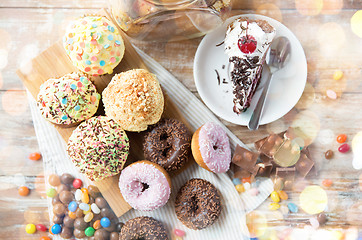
left=119, top=162, right=171, bottom=211
left=198, top=122, right=231, bottom=173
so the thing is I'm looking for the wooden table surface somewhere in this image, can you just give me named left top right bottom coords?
left=1, top=0, right=361, bottom=239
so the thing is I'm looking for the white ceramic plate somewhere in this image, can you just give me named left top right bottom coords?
left=193, top=14, right=307, bottom=126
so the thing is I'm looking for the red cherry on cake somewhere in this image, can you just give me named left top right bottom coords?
left=238, top=35, right=257, bottom=54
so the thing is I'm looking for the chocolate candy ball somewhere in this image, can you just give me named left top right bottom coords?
left=52, top=194, right=61, bottom=205
left=325, top=150, right=334, bottom=159
left=110, top=232, right=119, bottom=240
left=58, top=184, right=70, bottom=193
left=63, top=215, right=75, bottom=228
left=61, top=173, right=74, bottom=185
left=59, top=190, right=73, bottom=204
left=104, top=223, right=116, bottom=232
left=94, top=229, right=110, bottom=240
left=60, top=227, right=73, bottom=239
left=95, top=197, right=108, bottom=209
left=88, top=185, right=101, bottom=198
left=75, top=208, right=84, bottom=218
left=53, top=215, right=64, bottom=224
left=100, top=208, right=116, bottom=220
left=317, top=213, right=328, bottom=226
left=74, top=228, right=86, bottom=238
left=116, top=222, right=124, bottom=232
left=74, top=218, right=88, bottom=231
left=53, top=203, right=66, bottom=217
left=49, top=174, right=61, bottom=186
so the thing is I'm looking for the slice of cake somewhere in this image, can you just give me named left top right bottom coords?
left=224, top=17, right=275, bottom=114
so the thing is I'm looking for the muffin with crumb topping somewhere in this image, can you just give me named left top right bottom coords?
left=102, top=69, right=164, bottom=132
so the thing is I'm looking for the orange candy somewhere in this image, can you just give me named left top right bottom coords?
left=337, top=134, right=347, bottom=143
left=68, top=210, right=77, bottom=219
left=40, top=237, right=51, bottom=240
left=278, top=190, right=289, bottom=200
left=93, top=220, right=101, bottom=229
left=18, top=186, right=30, bottom=196
left=29, top=152, right=42, bottom=161
left=322, top=179, right=333, bottom=187
left=242, top=177, right=251, bottom=183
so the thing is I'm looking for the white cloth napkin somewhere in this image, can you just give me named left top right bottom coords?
left=28, top=47, right=273, bottom=240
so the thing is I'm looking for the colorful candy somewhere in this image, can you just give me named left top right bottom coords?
left=79, top=203, right=90, bottom=211
left=270, top=191, right=280, bottom=203
left=326, top=89, right=337, bottom=99
left=18, top=186, right=30, bottom=196
left=338, top=143, right=350, bottom=153
left=91, top=203, right=101, bottom=214
left=325, top=150, right=334, bottom=159
left=85, top=227, right=95, bottom=237
left=75, top=189, right=82, bottom=201
left=249, top=188, right=259, bottom=196
left=40, top=237, right=51, bottom=240
left=287, top=203, right=298, bottom=213
left=235, top=184, right=245, bottom=193
left=309, top=217, right=320, bottom=228
left=337, top=134, right=347, bottom=143
left=35, top=224, right=47, bottom=232
left=268, top=202, right=280, bottom=210
left=100, top=217, right=111, bottom=228
left=278, top=190, right=288, bottom=200
left=82, top=191, right=89, bottom=204
left=68, top=201, right=78, bottom=212
left=29, top=152, right=41, bottom=161
left=68, top=210, right=77, bottom=219
left=93, top=220, right=101, bottom=230
left=46, top=188, right=57, bottom=198
left=84, top=212, right=94, bottom=222
left=25, top=224, right=36, bottom=234
left=51, top=224, right=62, bottom=234
left=333, top=70, right=343, bottom=80
left=73, top=178, right=83, bottom=189
left=322, top=179, right=333, bottom=187
left=242, top=177, right=251, bottom=183
left=232, top=178, right=241, bottom=185
left=174, top=228, right=185, bottom=237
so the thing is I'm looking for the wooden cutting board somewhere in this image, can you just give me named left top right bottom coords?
left=16, top=11, right=194, bottom=217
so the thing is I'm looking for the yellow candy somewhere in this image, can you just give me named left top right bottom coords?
left=235, top=184, right=245, bottom=193
left=68, top=210, right=77, bottom=219
left=268, top=202, right=280, bottom=210
left=333, top=70, right=343, bottom=80
left=81, top=192, right=89, bottom=204
left=270, top=191, right=280, bottom=203
left=84, top=212, right=94, bottom=222
left=25, top=224, right=36, bottom=234
left=278, top=190, right=288, bottom=200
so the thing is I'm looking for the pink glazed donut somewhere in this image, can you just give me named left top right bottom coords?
left=119, top=160, right=171, bottom=211
left=191, top=122, right=231, bottom=173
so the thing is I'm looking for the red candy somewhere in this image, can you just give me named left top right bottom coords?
left=337, top=134, right=347, bottom=143
left=73, top=179, right=83, bottom=189
left=338, top=143, right=350, bottom=153
left=29, top=152, right=41, bottom=161
left=174, top=229, right=185, bottom=237
left=238, top=35, right=257, bottom=54
left=36, top=224, right=47, bottom=232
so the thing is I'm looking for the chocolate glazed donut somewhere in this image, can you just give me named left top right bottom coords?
left=143, top=118, right=191, bottom=172
left=120, top=216, right=168, bottom=240
left=175, top=178, right=221, bottom=230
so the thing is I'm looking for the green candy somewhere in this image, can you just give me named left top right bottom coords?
left=46, top=188, right=57, bottom=198
left=85, top=227, right=95, bottom=237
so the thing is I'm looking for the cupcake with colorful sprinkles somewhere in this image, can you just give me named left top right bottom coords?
left=63, top=15, right=125, bottom=76
left=37, top=72, right=100, bottom=127
left=67, top=116, right=130, bottom=181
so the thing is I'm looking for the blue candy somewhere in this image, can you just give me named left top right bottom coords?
left=100, top=217, right=111, bottom=228
left=232, top=178, right=241, bottom=185
left=51, top=224, right=62, bottom=234
left=68, top=201, right=77, bottom=212
left=287, top=203, right=298, bottom=213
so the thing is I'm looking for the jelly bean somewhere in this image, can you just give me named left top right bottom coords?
left=309, top=217, right=320, bottom=229
left=82, top=192, right=89, bottom=204
left=333, top=70, right=343, bottom=81
left=174, top=228, right=185, bottom=237
left=279, top=205, right=289, bottom=215
left=68, top=201, right=78, bottom=212
left=326, top=89, right=337, bottom=99
left=29, top=152, right=41, bottom=161
left=35, top=224, right=47, bottom=232
left=273, top=177, right=284, bottom=191
left=242, top=177, right=251, bottom=183
left=18, top=186, right=30, bottom=196
left=73, top=178, right=83, bottom=189
left=75, top=189, right=82, bottom=201
left=68, top=210, right=77, bottom=219
left=278, top=190, right=288, bottom=200
left=322, top=179, right=333, bottom=187
left=338, top=143, right=350, bottom=153
left=337, top=134, right=347, bottom=143
left=51, top=224, right=62, bottom=234
left=100, top=217, right=111, bottom=228
left=93, top=220, right=101, bottom=230
left=249, top=188, right=259, bottom=196
left=79, top=203, right=90, bottom=211
left=232, top=178, right=241, bottom=185
left=287, top=203, right=298, bottom=213
left=85, top=227, right=95, bottom=237
left=268, top=202, right=280, bottom=210
left=91, top=203, right=101, bottom=214
left=270, top=191, right=280, bottom=203
left=81, top=188, right=89, bottom=194
left=235, top=184, right=245, bottom=193
left=325, top=150, right=334, bottom=159
left=25, top=224, right=36, bottom=234
left=84, top=212, right=94, bottom=222
left=46, top=188, right=57, bottom=198
left=40, top=237, right=51, bottom=240
left=244, top=182, right=251, bottom=191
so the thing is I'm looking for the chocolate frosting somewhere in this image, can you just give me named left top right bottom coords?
left=120, top=216, right=168, bottom=240
left=143, top=118, right=191, bottom=172
left=175, top=178, right=221, bottom=230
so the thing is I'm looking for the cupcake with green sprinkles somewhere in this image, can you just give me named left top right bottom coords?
left=66, top=116, right=130, bottom=181
left=63, top=15, right=125, bottom=76
left=37, top=72, right=100, bottom=127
